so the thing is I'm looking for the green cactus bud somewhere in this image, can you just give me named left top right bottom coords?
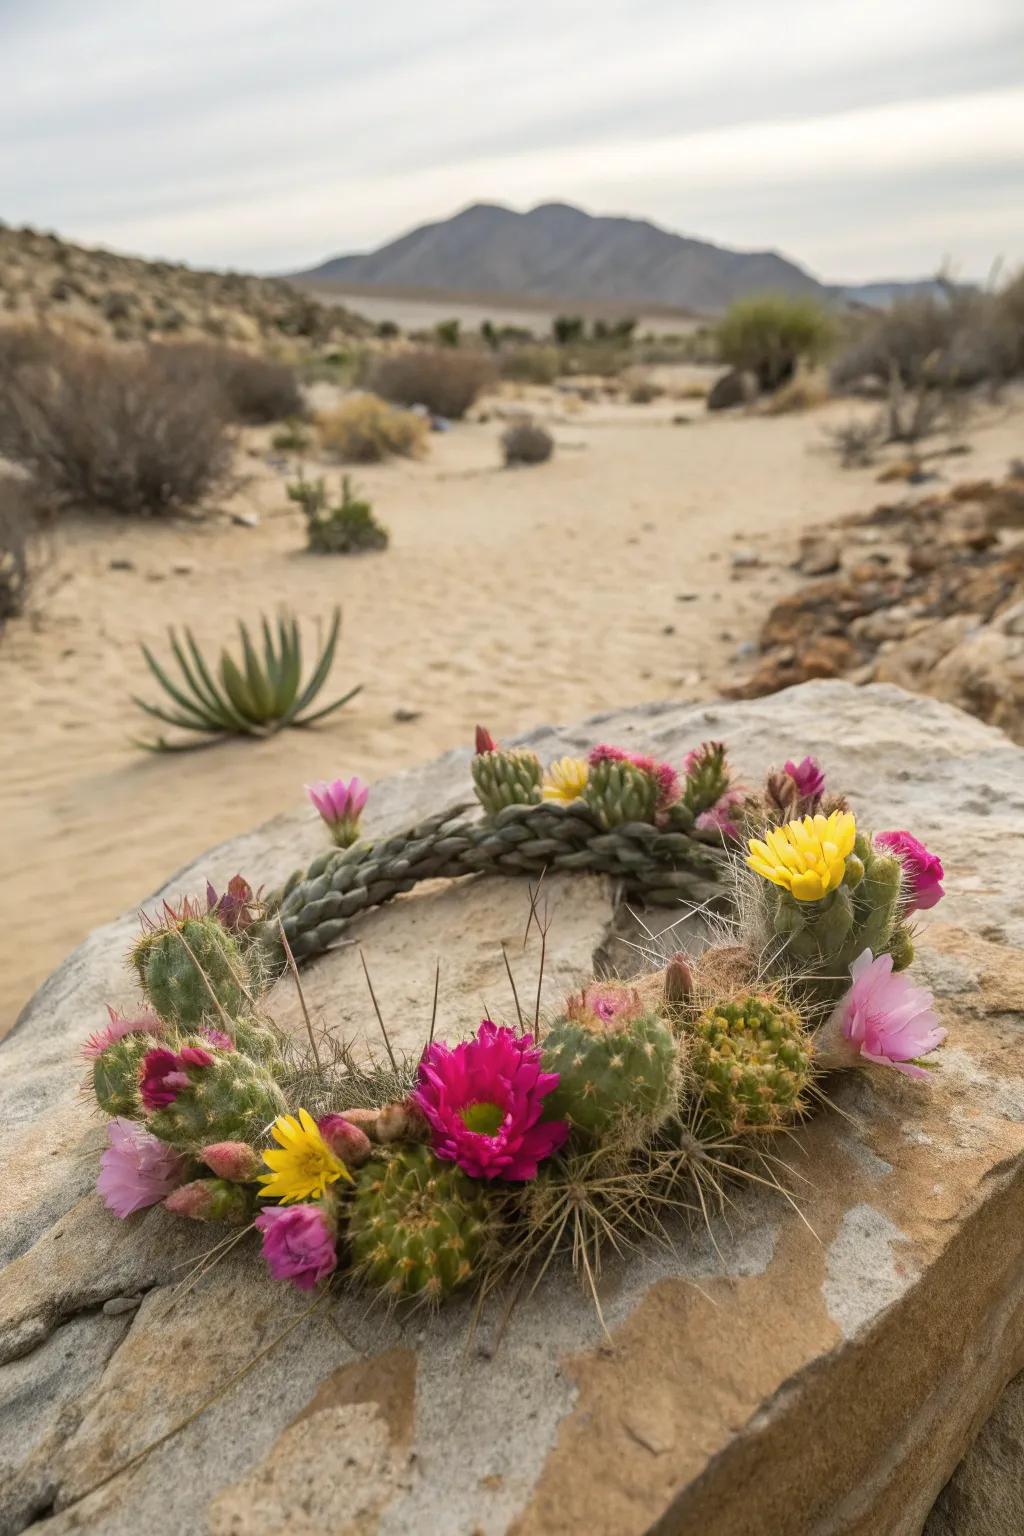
left=690, top=995, right=813, bottom=1133
left=541, top=982, right=679, bottom=1139
left=471, top=747, right=542, bottom=817
left=816, top=885, right=855, bottom=953
left=146, top=1049, right=286, bottom=1152
left=680, top=741, right=731, bottom=816
left=583, top=757, right=657, bottom=829
left=133, top=915, right=253, bottom=1029
left=843, top=854, right=865, bottom=889
left=348, top=1145, right=498, bottom=1303
left=888, top=925, right=915, bottom=972
left=92, top=1033, right=153, bottom=1118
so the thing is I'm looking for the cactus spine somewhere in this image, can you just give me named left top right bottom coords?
left=348, top=1145, right=497, bottom=1302
left=690, top=995, right=813, bottom=1133
left=542, top=983, right=679, bottom=1139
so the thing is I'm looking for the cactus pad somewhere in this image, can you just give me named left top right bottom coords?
left=542, top=983, right=679, bottom=1138
left=134, top=916, right=252, bottom=1028
left=146, top=1048, right=286, bottom=1151
left=93, top=1033, right=153, bottom=1118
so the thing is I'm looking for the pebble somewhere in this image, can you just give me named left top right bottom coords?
left=730, top=548, right=761, bottom=569
left=394, top=707, right=422, bottom=724
left=108, top=557, right=135, bottom=571
left=231, top=511, right=260, bottom=528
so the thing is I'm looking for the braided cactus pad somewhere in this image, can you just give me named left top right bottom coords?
left=277, top=801, right=727, bottom=962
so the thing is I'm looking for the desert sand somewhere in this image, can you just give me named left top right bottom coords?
left=3, top=375, right=1021, bottom=1032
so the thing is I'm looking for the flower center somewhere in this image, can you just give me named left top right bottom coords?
left=460, top=1101, right=504, bottom=1136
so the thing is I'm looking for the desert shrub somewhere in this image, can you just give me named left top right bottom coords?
left=498, top=345, right=561, bottom=385
left=316, top=393, right=427, bottom=463
left=501, top=418, right=554, bottom=466
left=3, top=336, right=233, bottom=517
left=271, top=418, right=313, bottom=453
left=368, top=347, right=496, bottom=419
left=627, top=376, right=664, bottom=404
left=375, top=319, right=400, bottom=340
left=0, top=476, right=37, bottom=631
left=760, top=369, right=829, bottom=415
left=825, top=417, right=884, bottom=468
left=435, top=319, right=460, bottom=348
left=149, top=341, right=304, bottom=423
left=552, top=316, right=585, bottom=345
left=288, top=474, right=389, bottom=554
left=716, top=295, right=835, bottom=392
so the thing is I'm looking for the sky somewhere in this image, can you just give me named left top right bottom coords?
left=2, top=0, right=1023, bottom=284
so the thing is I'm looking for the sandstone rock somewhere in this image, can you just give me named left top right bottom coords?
left=924, top=1370, right=1024, bottom=1536
left=4, top=683, right=1024, bottom=1536
left=795, top=533, right=841, bottom=576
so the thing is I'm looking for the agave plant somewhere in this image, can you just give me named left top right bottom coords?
left=133, top=607, right=361, bottom=751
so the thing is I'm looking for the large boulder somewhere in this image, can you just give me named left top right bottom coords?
left=3, top=681, right=1024, bottom=1536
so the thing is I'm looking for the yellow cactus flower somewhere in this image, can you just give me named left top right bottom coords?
left=746, top=811, right=856, bottom=902
left=258, top=1108, right=352, bottom=1203
left=543, top=756, right=589, bottom=804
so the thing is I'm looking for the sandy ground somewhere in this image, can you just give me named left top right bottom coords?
left=3, top=376, right=1022, bottom=1032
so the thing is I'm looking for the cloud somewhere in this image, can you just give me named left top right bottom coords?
left=1, top=0, right=1022, bottom=280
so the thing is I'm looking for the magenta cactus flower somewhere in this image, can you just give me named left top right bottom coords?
left=475, top=724, right=497, bottom=754
left=317, top=1113, right=373, bottom=1168
left=874, top=830, right=945, bottom=913
left=139, top=1045, right=214, bottom=1111
left=82, top=1005, right=163, bottom=1061
left=695, top=787, right=746, bottom=841
left=305, top=776, right=369, bottom=847
left=254, top=1204, right=337, bottom=1291
left=205, top=874, right=258, bottom=932
left=784, top=756, right=826, bottom=804
left=412, top=1020, right=569, bottom=1181
left=96, top=1117, right=186, bottom=1218
left=822, top=948, right=946, bottom=1079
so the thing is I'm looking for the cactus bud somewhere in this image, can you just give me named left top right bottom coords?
left=664, top=952, right=694, bottom=1007
left=199, top=1141, right=262, bottom=1181
left=164, top=1178, right=255, bottom=1224
left=475, top=724, right=497, bottom=754
left=318, top=1114, right=373, bottom=1167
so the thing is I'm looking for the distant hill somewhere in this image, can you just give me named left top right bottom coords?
left=295, top=202, right=833, bottom=315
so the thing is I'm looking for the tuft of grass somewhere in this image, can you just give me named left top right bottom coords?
left=0, top=475, right=39, bottom=633
left=368, top=347, right=496, bottom=419
left=760, top=369, right=829, bottom=415
left=132, top=607, right=362, bottom=750
left=316, top=393, right=427, bottom=463
left=498, top=345, right=562, bottom=385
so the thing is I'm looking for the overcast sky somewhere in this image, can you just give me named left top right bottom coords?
left=2, top=0, right=1023, bottom=283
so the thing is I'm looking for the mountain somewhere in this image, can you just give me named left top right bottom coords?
left=294, top=202, right=830, bottom=314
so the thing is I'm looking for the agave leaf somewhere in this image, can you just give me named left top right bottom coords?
left=130, top=696, right=228, bottom=734
left=287, top=607, right=342, bottom=723
left=220, top=651, right=260, bottom=723
left=184, top=629, right=251, bottom=732
left=139, top=643, right=221, bottom=729
left=291, top=681, right=364, bottom=727
left=169, top=630, right=226, bottom=721
left=239, top=621, right=276, bottom=722
left=278, top=613, right=303, bottom=711
left=260, top=614, right=286, bottom=715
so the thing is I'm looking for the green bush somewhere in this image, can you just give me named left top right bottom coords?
left=552, top=315, right=585, bottom=345
left=435, top=319, right=461, bottom=348
left=716, top=294, right=835, bottom=392
left=289, top=474, right=389, bottom=554
left=501, top=419, right=554, bottom=466
left=498, top=345, right=561, bottom=385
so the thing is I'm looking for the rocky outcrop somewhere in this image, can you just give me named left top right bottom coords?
left=731, top=477, right=1024, bottom=744
left=3, top=682, right=1024, bottom=1536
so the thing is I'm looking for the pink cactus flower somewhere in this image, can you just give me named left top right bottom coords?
left=200, top=1025, right=235, bottom=1051
left=254, top=1204, right=337, bottom=1291
left=139, top=1045, right=213, bottom=1110
left=305, top=777, right=369, bottom=848
left=412, top=1020, right=569, bottom=1181
left=475, top=724, right=497, bottom=754
left=82, top=1005, right=163, bottom=1061
left=695, top=787, right=746, bottom=842
left=588, top=744, right=680, bottom=813
left=784, top=756, right=826, bottom=804
left=874, top=830, right=945, bottom=913
left=568, top=980, right=643, bottom=1027
left=825, top=949, right=946, bottom=1079
left=96, top=1117, right=185, bottom=1218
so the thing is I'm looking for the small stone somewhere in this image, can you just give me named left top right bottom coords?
left=730, top=548, right=761, bottom=570
left=231, top=511, right=260, bottom=528
left=661, top=624, right=676, bottom=636
left=108, top=558, right=135, bottom=571
left=172, top=561, right=195, bottom=576
left=733, top=640, right=758, bottom=661
left=393, top=707, right=421, bottom=724
left=675, top=592, right=698, bottom=603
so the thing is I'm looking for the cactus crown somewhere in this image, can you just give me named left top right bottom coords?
left=348, top=1144, right=498, bottom=1303
left=690, top=994, right=813, bottom=1133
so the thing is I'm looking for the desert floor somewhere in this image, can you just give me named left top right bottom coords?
left=3, top=375, right=1022, bottom=1032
